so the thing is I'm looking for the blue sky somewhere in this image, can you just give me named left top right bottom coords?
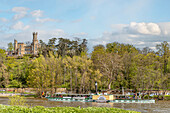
left=0, top=0, right=170, bottom=51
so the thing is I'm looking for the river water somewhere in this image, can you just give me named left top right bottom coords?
left=0, top=97, right=169, bottom=113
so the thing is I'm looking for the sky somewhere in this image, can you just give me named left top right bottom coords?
left=0, top=0, right=170, bottom=51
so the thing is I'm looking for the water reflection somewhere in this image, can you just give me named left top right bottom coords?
left=0, top=97, right=169, bottom=113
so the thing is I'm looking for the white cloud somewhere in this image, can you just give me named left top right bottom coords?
left=127, top=34, right=139, bottom=38
left=13, top=13, right=26, bottom=20
left=111, top=24, right=127, bottom=31
left=90, top=16, right=96, bottom=20
left=71, top=19, right=82, bottom=23
left=35, top=18, right=60, bottom=23
left=158, top=22, right=170, bottom=35
left=11, top=21, right=30, bottom=30
left=89, top=22, right=170, bottom=51
left=125, top=22, right=161, bottom=35
left=0, top=18, right=8, bottom=22
left=135, top=41, right=145, bottom=45
left=12, top=7, right=29, bottom=20
left=150, top=47, right=156, bottom=50
left=73, top=32, right=88, bottom=36
left=31, top=10, right=43, bottom=17
left=70, top=32, right=88, bottom=39
left=12, top=7, right=29, bottom=13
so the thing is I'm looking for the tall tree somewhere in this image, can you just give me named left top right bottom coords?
left=7, top=42, right=14, bottom=51
left=156, top=41, right=170, bottom=75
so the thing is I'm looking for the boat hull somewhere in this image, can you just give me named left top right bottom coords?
left=46, top=97, right=155, bottom=103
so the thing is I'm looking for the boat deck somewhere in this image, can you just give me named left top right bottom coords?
left=46, top=93, right=155, bottom=103
left=47, top=97, right=155, bottom=103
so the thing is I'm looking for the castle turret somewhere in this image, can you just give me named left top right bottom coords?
left=14, top=39, right=17, bottom=52
left=32, top=32, right=38, bottom=55
left=33, top=32, right=38, bottom=41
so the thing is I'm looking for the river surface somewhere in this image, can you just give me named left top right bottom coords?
left=0, top=97, right=169, bottom=113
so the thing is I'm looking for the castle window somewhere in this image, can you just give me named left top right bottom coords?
left=25, top=48, right=31, bottom=51
left=35, top=44, right=37, bottom=51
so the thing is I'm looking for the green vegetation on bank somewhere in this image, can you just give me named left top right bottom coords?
left=0, top=105, right=139, bottom=113
left=164, top=95, right=170, bottom=100
left=0, top=38, right=169, bottom=97
left=0, top=91, right=34, bottom=94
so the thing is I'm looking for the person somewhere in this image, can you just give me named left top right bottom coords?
left=133, top=93, right=136, bottom=99
left=95, top=81, right=97, bottom=94
left=137, top=93, right=139, bottom=99
left=42, top=91, right=44, bottom=96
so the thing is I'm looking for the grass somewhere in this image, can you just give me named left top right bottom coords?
left=0, top=91, right=35, bottom=95
left=0, top=104, right=140, bottom=113
left=0, top=91, right=14, bottom=94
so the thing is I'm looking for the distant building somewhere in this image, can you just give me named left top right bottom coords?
left=11, top=32, right=39, bottom=56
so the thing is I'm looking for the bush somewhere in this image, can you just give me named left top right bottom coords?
left=129, top=95, right=133, bottom=97
left=8, top=95, right=26, bottom=106
left=164, top=95, right=170, bottom=100
left=143, top=95, right=152, bottom=99
left=158, top=95, right=164, bottom=100
left=152, top=95, right=158, bottom=99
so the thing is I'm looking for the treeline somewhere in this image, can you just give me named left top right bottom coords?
left=0, top=38, right=169, bottom=95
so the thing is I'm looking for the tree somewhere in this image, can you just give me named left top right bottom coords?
left=142, top=47, right=154, bottom=55
left=27, top=55, right=51, bottom=96
left=92, top=51, right=123, bottom=89
left=156, top=41, right=170, bottom=75
left=38, top=40, right=49, bottom=58
left=48, top=38, right=57, bottom=54
left=46, top=52, right=62, bottom=95
left=7, top=42, right=14, bottom=51
left=0, top=49, right=6, bottom=65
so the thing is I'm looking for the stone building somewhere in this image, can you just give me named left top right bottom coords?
left=13, top=32, right=39, bottom=56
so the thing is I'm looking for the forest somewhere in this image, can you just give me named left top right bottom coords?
left=0, top=38, right=169, bottom=95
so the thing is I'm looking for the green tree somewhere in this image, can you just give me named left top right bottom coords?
left=27, top=55, right=51, bottom=96
left=7, top=42, right=14, bottom=51
left=156, top=41, right=170, bottom=74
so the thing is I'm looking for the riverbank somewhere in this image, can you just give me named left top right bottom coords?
left=0, top=104, right=139, bottom=113
left=0, top=97, right=170, bottom=112
left=0, top=94, right=36, bottom=98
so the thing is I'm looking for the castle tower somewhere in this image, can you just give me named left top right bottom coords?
left=33, top=32, right=38, bottom=41
left=14, top=39, right=17, bottom=52
left=32, top=32, right=38, bottom=55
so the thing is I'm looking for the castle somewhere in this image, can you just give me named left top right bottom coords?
left=12, top=32, right=39, bottom=56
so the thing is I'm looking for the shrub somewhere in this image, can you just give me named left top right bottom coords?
left=8, top=95, right=26, bottom=106
left=164, top=95, right=170, bottom=100
left=129, top=95, right=133, bottom=97
left=158, top=95, right=164, bottom=100
left=143, top=95, right=152, bottom=99
left=152, top=95, right=158, bottom=99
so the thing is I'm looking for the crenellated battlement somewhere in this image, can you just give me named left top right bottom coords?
left=33, top=32, right=38, bottom=35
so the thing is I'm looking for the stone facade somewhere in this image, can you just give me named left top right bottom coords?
left=12, top=32, right=39, bottom=56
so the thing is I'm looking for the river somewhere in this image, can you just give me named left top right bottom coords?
left=0, top=97, right=169, bottom=113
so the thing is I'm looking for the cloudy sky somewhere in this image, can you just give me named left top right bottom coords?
left=0, top=0, right=170, bottom=51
